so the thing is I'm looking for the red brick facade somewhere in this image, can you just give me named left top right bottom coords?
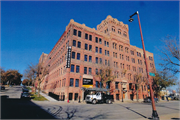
left=39, top=15, right=155, bottom=102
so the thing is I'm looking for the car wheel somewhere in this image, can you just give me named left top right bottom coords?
left=92, top=99, right=96, bottom=104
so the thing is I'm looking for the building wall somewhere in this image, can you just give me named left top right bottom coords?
left=39, top=15, right=155, bottom=102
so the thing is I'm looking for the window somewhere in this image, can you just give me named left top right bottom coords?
left=76, top=65, right=80, bottom=73
left=118, top=29, right=121, bottom=34
left=77, top=53, right=80, bottom=60
left=99, top=38, right=102, bottom=44
left=107, top=42, right=109, bottom=47
left=96, top=47, right=98, bottom=53
left=89, top=35, right=92, bottom=41
left=89, top=56, right=92, bottom=62
left=106, top=82, right=110, bottom=89
left=71, top=64, right=74, bottom=72
left=132, top=58, right=135, bottom=63
left=107, top=51, right=109, bottom=56
left=125, top=47, right=129, bottom=53
left=95, top=37, right=98, bottom=43
left=96, top=57, right=98, bottom=64
left=84, top=67, right=87, bottom=74
left=73, top=40, right=76, bottom=47
left=119, top=45, right=123, bottom=51
left=105, top=50, right=107, bottom=55
left=105, top=60, right=107, bottom=65
left=72, top=52, right=75, bottom=59
left=104, top=41, right=106, bottom=46
left=75, top=79, right=79, bottom=87
left=115, top=82, right=119, bottom=89
left=89, top=68, right=92, bottom=75
left=77, top=41, right=81, bottom=48
left=96, top=68, right=98, bottom=75
left=73, top=29, right=77, bottom=36
left=85, top=44, right=88, bottom=50
left=99, top=48, right=102, bottom=54
left=131, top=50, right=134, bottom=55
left=78, top=31, right=81, bottom=37
left=100, top=58, right=102, bottom=64
left=85, top=33, right=88, bottom=39
left=84, top=55, right=87, bottom=61
left=89, top=45, right=92, bottom=51
left=70, top=78, right=74, bottom=87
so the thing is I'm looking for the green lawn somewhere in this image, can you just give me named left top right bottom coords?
left=30, top=92, right=48, bottom=101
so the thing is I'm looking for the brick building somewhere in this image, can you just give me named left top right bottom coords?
left=38, top=15, right=155, bottom=102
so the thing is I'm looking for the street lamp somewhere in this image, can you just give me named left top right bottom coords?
left=128, top=11, right=159, bottom=120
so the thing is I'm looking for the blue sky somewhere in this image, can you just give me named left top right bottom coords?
left=1, top=1, right=179, bottom=89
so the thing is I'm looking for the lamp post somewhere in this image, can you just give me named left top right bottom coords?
left=129, top=11, right=159, bottom=120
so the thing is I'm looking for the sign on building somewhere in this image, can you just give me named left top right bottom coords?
left=149, top=72, right=155, bottom=77
left=66, top=47, right=72, bottom=68
left=82, top=78, right=93, bottom=88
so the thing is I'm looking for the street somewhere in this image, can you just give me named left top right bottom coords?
left=1, top=86, right=180, bottom=119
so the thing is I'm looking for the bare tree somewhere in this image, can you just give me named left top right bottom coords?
left=133, top=72, right=143, bottom=101
left=96, top=66, right=115, bottom=88
left=158, top=36, right=179, bottom=74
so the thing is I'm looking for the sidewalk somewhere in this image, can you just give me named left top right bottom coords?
left=39, top=92, right=57, bottom=102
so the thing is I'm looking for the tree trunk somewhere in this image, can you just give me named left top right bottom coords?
left=38, top=81, right=40, bottom=97
left=136, top=90, right=139, bottom=101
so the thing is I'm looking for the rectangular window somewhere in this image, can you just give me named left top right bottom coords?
left=96, top=57, right=98, bottom=64
left=76, top=65, right=80, bottom=73
left=105, top=60, right=107, bottom=65
left=72, top=52, right=75, bottom=59
left=73, top=29, right=77, bottom=36
left=99, top=38, right=102, bottom=44
left=107, top=42, right=109, bottom=47
left=100, top=58, right=102, bottom=64
left=78, top=31, right=81, bottom=37
left=89, top=56, right=92, bottom=62
left=99, top=48, right=102, bottom=54
left=71, top=64, right=74, bottom=72
left=84, top=55, right=87, bottom=61
left=89, top=45, right=92, bottom=51
left=96, top=68, right=98, bottom=75
left=77, top=53, right=80, bottom=60
left=75, top=79, right=79, bottom=87
left=89, top=35, right=92, bottom=41
left=96, top=47, right=98, bottom=53
left=85, top=44, right=88, bottom=50
left=89, top=68, right=92, bottom=75
left=104, top=41, right=106, bottom=46
left=85, top=33, right=88, bottom=39
left=84, top=67, right=87, bottom=74
left=73, top=40, right=76, bottom=47
left=107, top=51, right=109, bottom=56
left=105, top=50, right=107, bottom=55
left=115, top=82, right=119, bottom=89
left=77, top=41, right=81, bottom=48
left=70, top=78, right=74, bottom=87
left=95, top=37, right=98, bottom=43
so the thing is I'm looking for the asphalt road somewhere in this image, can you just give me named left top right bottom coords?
left=1, top=86, right=180, bottom=119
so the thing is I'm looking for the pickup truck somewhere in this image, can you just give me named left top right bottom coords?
left=85, top=92, right=113, bottom=104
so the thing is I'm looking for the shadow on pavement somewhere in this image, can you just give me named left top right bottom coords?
left=1, top=95, right=55, bottom=119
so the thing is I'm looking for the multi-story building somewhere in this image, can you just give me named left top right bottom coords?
left=38, top=15, right=155, bottom=102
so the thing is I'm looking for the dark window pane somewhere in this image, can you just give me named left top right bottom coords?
left=70, top=78, right=74, bottom=86
left=96, top=81, right=99, bottom=88
left=104, top=41, right=106, bottom=46
left=95, top=37, right=98, bottom=43
left=89, top=56, right=92, bottom=62
left=76, top=65, right=80, bottom=73
left=99, top=48, right=102, bottom=54
left=75, top=79, right=79, bottom=87
left=99, top=38, right=102, bottom=44
left=96, top=47, right=98, bottom=53
left=89, top=35, right=92, bottom=41
left=89, top=68, right=92, bottom=75
left=96, top=68, right=98, bottom=75
left=89, top=45, right=92, bottom=51
left=107, top=42, right=109, bottom=47
left=71, top=64, right=75, bottom=72
left=84, top=55, right=87, bottom=61
left=85, top=33, right=88, bottom=39
left=96, top=57, right=98, bottom=64
left=77, top=53, right=80, bottom=60
left=84, top=67, right=87, bottom=74
left=73, top=40, right=76, bottom=47
left=72, top=52, right=75, bottom=59
left=85, top=44, right=88, bottom=50
left=78, top=31, right=81, bottom=37
left=78, top=41, right=81, bottom=48
left=73, top=29, right=77, bottom=36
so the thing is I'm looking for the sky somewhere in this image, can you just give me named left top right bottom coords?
left=1, top=1, right=179, bottom=89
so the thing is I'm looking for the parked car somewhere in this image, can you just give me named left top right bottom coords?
left=21, top=92, right=30, bottom=99
left=0, top=86, right=5, bottom=90
left=22, top=88, right=29, bottom=93
left=144, top=97, right=158, bottom=103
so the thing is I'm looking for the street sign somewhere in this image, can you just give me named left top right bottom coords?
left=82, top=78, right=93, bottom=88
left=149, top=72, right=155, bottom=77
left=66, top=47, right=72, bottom=68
